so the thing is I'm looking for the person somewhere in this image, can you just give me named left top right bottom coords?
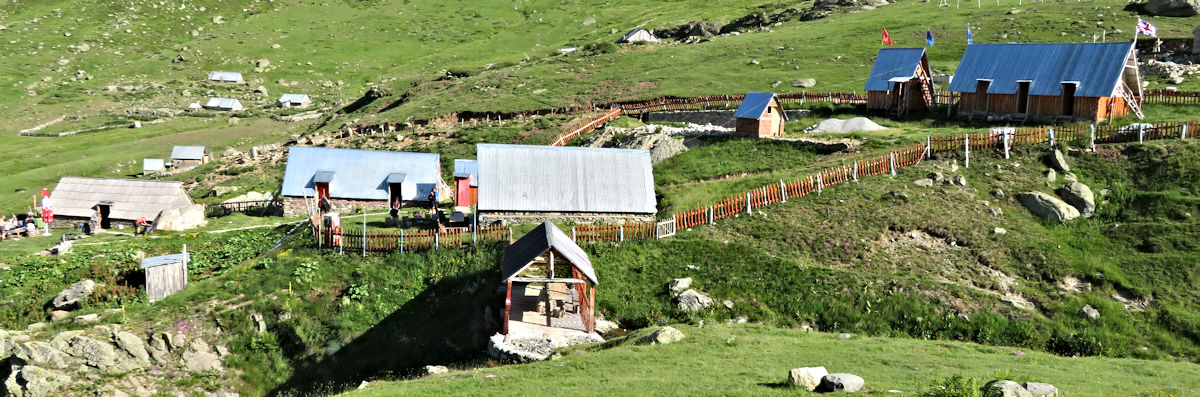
left=135, top=217, right=150, bottom=236
left=389, top=198, right=401, bottom=218
left=427, top=189, right=439, bottom=212
left=89, top=207, right=101, bottom=234
left=24, top=218, right=37, bottom=237
left=318, top=196, right=332, bottom=214
left=0, top=216, right=7, bottom=241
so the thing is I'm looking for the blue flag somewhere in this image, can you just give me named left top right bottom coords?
left=926, top=29, right=935, bottom=47
left=966, top=26, right=973, bottom=45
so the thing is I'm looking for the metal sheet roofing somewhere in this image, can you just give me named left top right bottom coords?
left=453, top=159, right=477, bottom=179
left=616, top=28, right=660, bottom=44
left=50, top=177, right=194, bottom=221
left=864, top=48, right=927, bottom=91
left=281, top=146, right=442, bottom=201
left=141, top=252, right=188, bottom=269
left=733, top=92, right=785, bottom=120
left=502, top=221, right=598, bottom=285
left=278, top=94, right=310, bottom=103
left=207, top=71, right=243, bottom=82
left=313, top=171, right=335, bottom=183
left=476, top=144, right=656, bottom=214
left=171, top=146, right=206, bottom=160
left=205, top=97, right=241, bottom=110
left=386, top=173, right=407, bottom=183
left=948, top=42, right=1134, bottom=97
left=143, top=159, right=164, bottom=172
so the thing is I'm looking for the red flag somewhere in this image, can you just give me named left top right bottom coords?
left=882, top=28, right=894, bottom=45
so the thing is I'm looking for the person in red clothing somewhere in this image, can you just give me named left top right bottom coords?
left=135, top=217, right=150, bottom=236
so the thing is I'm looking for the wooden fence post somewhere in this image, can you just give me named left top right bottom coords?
left=399, top=229, right=404, bottom=254
left=472, top=213, right=478, bottom=245
left=852, top=161, right=859, bottom=182
left=435, top=232, right=439, bottom=250
left=1003, top=129, right=1010, bottom=159
left=571, top=226, right=576, bottom=242
left=619, top=225, right=624, bottom=242
left=889, top=152, right=897, bottom=175
left=745, top=192, right=752, bottom=213
left=780, top=180, right=787, bottom=202
left=964, top=133, right=970, bottom=168
left=1183, top=122, right=1189, bottom=140
left=362, top=212, right=367, bottom=257
left=708, top=206, right=714, bottom=225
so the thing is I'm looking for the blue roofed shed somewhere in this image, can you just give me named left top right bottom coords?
left=453, top=159, right=478, bottom=207
left=733, top=92, right=786, bottom=137
left=280, top=147, right=445, bottom=215
left=142, top=247, right=189, bottom=302
left=865, top=48, right=934, bottom=116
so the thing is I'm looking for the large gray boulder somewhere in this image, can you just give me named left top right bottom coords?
left=1023, top=382, right=1060, bottom=397
left=1056, top=182, right=1096, bottom=218
left=182, top=350, right=223, bottom=373
left=58, top=334, right=118, bottom=370
left=668, top=277, right=693, bottom=294
left=1018, top=192, right=1080, bottom=223
left=675, top=289, right=713, bottom=311
left=1045, top=149, right=1070, bottom=172
left=1145, top=0, right=1199, bottom=16
left=51, top=280, right=96, bottom=309
left=637, top=326, right=685, bottom=345
left=154, top=204, right=208, bottom=231
left=985, top=380, right=1034, bottom=397
left=594, top=319, right=620, bottom=335
left=816, top=373, right=865, bottom=393
left=788, top=366, right=828, bottom=391
left=14, top=341, right=71, bottom=369
left=115, top=331, right=151, bottom=364
left=4, top=365, right=71, bottom=397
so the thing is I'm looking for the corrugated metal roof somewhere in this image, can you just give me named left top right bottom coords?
left=205, top=97, right=241, bottom=110
left=207, top=71, right=243, bottom=82
left=948, top=42, right=1134, bottom=97
left=141, top=252, right=188, bottom=269
left=313, top=171, right=335, bottom=183
left=49, top=177, right=194, bottom=221
left=143, top=159, right=164, bottom=172
left=734, top=92, right=785, bottom=120
left=171, top=146, right=206, bottom=160
left=617, top=28, right=660, bottom=44
left=476, top=144, right=656, bottom=214
left=278, top=94, right=310, bottom=103
left=864, top=48, right=927, bottom=91
left=453, top=159, right=477, bottom=179
left=281, top=146, right=442, bottom=201
left=502, top=221, right=597, bottom=285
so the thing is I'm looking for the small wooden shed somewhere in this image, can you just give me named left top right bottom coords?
left=453, top=159, right=478, bottom=207
left=502, top=222, right=597, bottom=335
left=865, top=48, right=934, bottom=117
left=141, top=246, right=189, bottom=302
left=733, top=92, right=786, bottom=138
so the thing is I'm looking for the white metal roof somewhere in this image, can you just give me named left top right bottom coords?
left=143, top=159, right=165, bottom=172
left=476, top=144, right=656, bottom=214
left=207, top=71, right=243, bottom=82
left=278, top=94, right=310, bottom=103
left=205, top=97, right=241, bottom=110
left=281, top=146, right=443, bottom=201
left=171, top=146, right=206, bottom=160
left=49, top=177, right=194, bottom=221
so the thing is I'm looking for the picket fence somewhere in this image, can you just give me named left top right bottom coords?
left=315, top=224, right=512, bottom=253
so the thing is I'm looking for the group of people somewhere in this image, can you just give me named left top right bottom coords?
left=0, top=215, right=40, bottom=241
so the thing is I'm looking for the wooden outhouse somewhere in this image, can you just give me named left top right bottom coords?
left=142, top=246, right=189, bottom=302
left=453, top=159, right=478, bottom=207
left=502, top=222, right=597, bottom=335
left=865, top=48, right=934, bottom=116
left=949, top=42, right=1143, bottom=123
left=733, top=92, right=786, bottom=138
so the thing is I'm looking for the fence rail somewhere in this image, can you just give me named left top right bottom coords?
left=204, top=200, right=282, bottom=218
left=315, top=225, right=511, bottom=252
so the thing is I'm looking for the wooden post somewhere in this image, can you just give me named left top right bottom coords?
left=708, top=206, right=714, bottom=225
left=362, top=211, right=367, bottom=257
left=925, top=136, right=932, bottom=159
left=472, top=211, right=478, bottom=245
left=964, top=133, right=970, bottom=168
left=852, top=161, right=859, bottom=182
left=434, top=232, right=439, bottom=250
left=745, top=192, right=752, bottom=213
left=399, top=229, right=404, bottom=253
left=508, top=227, right=513, bottom=244
left=1089, top=123, right=1096, bottom=151
left=503, top=281, right=512, bottom=334
left=1183, top=122, right=1189, bottom=140
left=889, top=152, right=897, bottom=175
left=549, top=251, right=555, bottom=280
left=1003, top=128, right=1010, bottom=159
left=619, top=225, right=624, bottom=242
left=780, top=179, right=787, bottom=202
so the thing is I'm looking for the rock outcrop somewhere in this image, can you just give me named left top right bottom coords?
left=1018, top=192, right=1080, bottom=223
left=1056, top=182, right=1096, bottom=218
left=155, top=204, right=208, bottom=231
left=1145, top=0, right=1199, bottom=16
left=637, top=326, right=685, bottom=345
left=816, top=373, right=865, bottom=393
left=51, top=280, right=96, bottom=309
left=788, top=366, right=828, bottom=391
left=675, top=289, right=713, bottom=311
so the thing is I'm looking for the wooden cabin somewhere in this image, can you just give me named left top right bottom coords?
left=733, top=92, right=786, bottom=138
left=865, top=48, right=934, bottom=117
left=48, top=177, right=195, bottom=230
left=949, top=42, right=1143, bottom=123
left=142, top=247, right=189, bottom=302
left=204, top=97, right=243, bottom=112
left=453, top=159, right=478, bottom=207
left=280, top=147, right=447, bottom=216
left=502, top=221, right=598, bottom=336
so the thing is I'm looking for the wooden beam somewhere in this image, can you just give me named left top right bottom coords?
left=504, top=281, right=512, bottom=334
left=508, top=277, right=587, bottom=284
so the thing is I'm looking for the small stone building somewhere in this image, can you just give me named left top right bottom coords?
left=170, top=146, right=210, bottom=169
left=280, top=146, right=448, bottom=216
left=142, top=247, right=189, bottom=302
left=733, top=92, right=787, bottom=138
left=48, top=177, right=198, bottom=230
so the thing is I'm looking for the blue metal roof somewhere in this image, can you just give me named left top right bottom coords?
left=453, top=159, right=477, bottom=179
left=948, top=42, right=1134, bottom=97
left=141, top=252, right=188, bottom=269
left=171, top=146, right=206, bottom=160
left=865, top=48, right=926, bottom=91
left=734, top=92, right=784, bottom=120
left=281, top=146, right=442, bottom=201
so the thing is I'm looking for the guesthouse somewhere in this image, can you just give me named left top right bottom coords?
left=142, top=247, right=189, bottom=302
left=865, top=47, right=934, bottom=116
left=207, top=71, right=244, bottom=83
left=204, top=97, right=243, bottom=112
left=170, top=145, right=210, bottom=169
left=475, top=144, right=656, bottom=224
left=277, top=94, right=312, bottom=108
left=949, top=41, right=1143, bottom=122
left=502, top=221, right=597, bottom=336
left=453, top=159, right=478, bottom=207
left=733, top=92, right=786, bottom=137
left=616, top=28, right=660, bottom=44
left=48, top=177, right=196, bottom=230
left=280, top=146, right=447, bottom=216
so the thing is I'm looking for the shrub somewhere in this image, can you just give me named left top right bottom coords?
left=918, top=375, right=983, bottom=397
left=583, top=41, right=618, bottom=54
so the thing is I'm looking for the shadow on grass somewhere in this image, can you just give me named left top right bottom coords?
left=268, top=268, right=504, bottom=396
left=757, top=381, right=797, bottom=389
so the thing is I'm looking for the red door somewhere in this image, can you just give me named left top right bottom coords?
left=315, top=182, right=330, bottom=199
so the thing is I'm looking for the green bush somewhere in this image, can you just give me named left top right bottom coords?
left=583, top=41, right=618, bottom=54
left=919, top=375, right=983, bottom=397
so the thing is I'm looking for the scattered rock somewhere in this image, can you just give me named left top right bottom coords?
left=675, top=289, right=713, bottom=311
left=1046, top=149, right=1070, bottom=172
left=913, top=178, right=934, bottom=187
left=48, top=311, right=70, bottom=322
left=837, top=332, right=853, bottom=340
left=58, top=335, right=118, bottom=370
left=424, top=365, right=449, bottom=375
left=788, top=366, right=828, bottom=391
left=994, top=227, right=1007, bottom=235
left=154, top=204, right=208, bottom=231
left=637, top=326, right=685, bottom=345
left=212, top=15, right=225, bottom=24
left=1017, top=192, right=1080, bottom=223
left=73, top=313, right=100, bottom=325
left=114, top=332, right=150, bottom=364
left=984, top=380, right=1034, bottom=397
left=52, top=280, right=96, bottom=309
left=1081, top=304, right=1100, bottom=321
left=253, top=86, right=269, bottom=95
left=817, top=373, right=865, bottom=393
left=5, top=365, right=72, bottom=397
left=1045, top=169, right=1058, bottom=183
left=1056, top=182, right=1096, bottom=218
left=929, top=172, right=945, bottom=183
left=594, top=319, right=620, bottom=335
left=668, top=278, right=693, bottom=294
left=251, top=313, right=267, bottom=333
left=988, top=207, right=1004, bottom=216
left=954, top=175, right=967, bottom=187
left=182, top=350, right=223, bottom=373
left=1023, top=382, right=1060, bottom=397
left=723, top=299, right=735, bottom=309
left=792, top=78, right=817, bottom=88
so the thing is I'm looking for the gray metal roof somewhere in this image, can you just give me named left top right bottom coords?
left=313, top=171, right=335, bottom=183
left=502, top=221, right=598, bottom=284
left=616, top=28, right=660, bottom=44
left=205, top=97, right=241, bottom=110
left=865, top=48, right=927, bottom=91
left=143, top=159, right=164, bottom=172
left=453, top=159, right=477, bottom=179
left=278, top=94, right=310, bottom=103
left=141, top=252, right=188, bottom=269
left=171, top=146, right=206, bottom=160
left=386, top=173, right=407, bottom=183
left=281, top=146, right=442, bottom=201
left=734, top=92, right=786, bottom=121
left=948, top=42, right=1135, bottom=97
left=207, top=71, right=243, bottom=82
left=476, top=144, right=656, bottom=214
left=49, top=177, right=194, bottom=221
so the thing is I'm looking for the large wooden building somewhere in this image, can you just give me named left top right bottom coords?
left=865, top=48, right=934, bottom=116
left=948, top=42, right=1143, bottom=123
left=280, top=147, right=448, bottom=216
left=48, top=177, right=196, bottom=230
left=502, top=221, right=598, bottom=336
left=733, top=92, right=786, bottom=137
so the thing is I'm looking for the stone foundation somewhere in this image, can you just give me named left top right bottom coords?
left=478, top=211, right=655, bottom=226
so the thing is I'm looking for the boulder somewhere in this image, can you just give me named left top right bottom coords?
left=48, top=311, right=69, bottom=322
left=984, top=380, right=1033, bottom=397
left=675, top=289, right=713, bottom=311
left=788, top=366, right=828, bottom=391
left=424, top=365, right=449, bottom=375
left=1056, top=182, right=1096, bottom=218
left=1145, top=0, right=1199, bottom=16
left=1017, top=192, right=1080, bottom=223
left=183, top=350, right=223, bottom=373
left=954, top=175, right=967, bottom=187
left=994, top=227, right=1007, bottom=235
left=594, top=319, right=620, bottom=335
left=913, top=178, right=934, bottom=187
left=255, top=59, right=270, bottom=68
left=638, top=326, right=685, bottom=345
left=928, top=172, right=945, bottom=183
left=5, top=365, right=71, bottom=397
left=668, top=277, right=693, bottom=295
left=14, top=341, right=71, bottom=369
left=73, top=313, right=100, bottom=325
left=1081, top=304, right=1100, bottom=321
left=1045, top=149, right=1070, bottom=172
left=58, top=335, right=117, bottom=370
left=1022, top=382, right=1060, bottom=397
left=816, top=373, right=865, bottom=393
left=1045, top=169, right=1057, bottom=183
left=114, top=331, right=151, bottom=363
left=792, top=78, right=817, bottom=88
left=155, top=204, right=208, bottom=231
left=52, top=280, right=96, bottom=309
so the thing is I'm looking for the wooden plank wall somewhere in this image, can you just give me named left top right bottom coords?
left=959, top=93, right=1114, bottom=122
left=146, top=262, right=187, bottom=302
